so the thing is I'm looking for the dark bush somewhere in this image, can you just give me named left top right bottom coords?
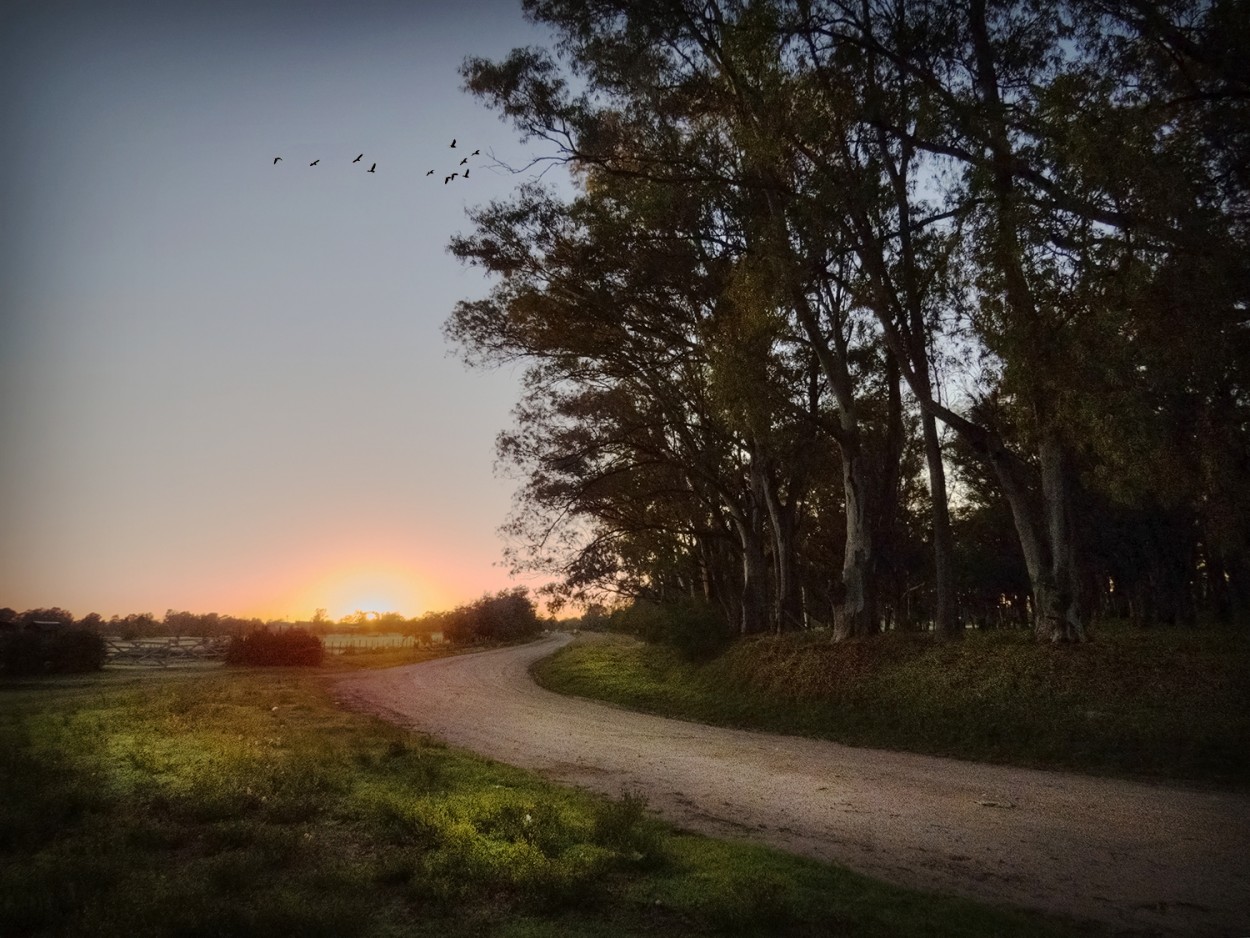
left=0, top=627, right=106, bottom=676
left=442, top=589, right=542, bottom=645
left=225, top=628, right=324, bottom=667
left=610, top=598, right=731, bottom=660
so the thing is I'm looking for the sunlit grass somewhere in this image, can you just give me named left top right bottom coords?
left=0, top=668, right=1089, bottom=936
left=533, top=623, right=1250, bottom=784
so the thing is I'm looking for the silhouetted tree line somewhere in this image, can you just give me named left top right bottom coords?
left=448, top=0, right=1250, bottom=643
left=0, top=607, right=277, bottom=639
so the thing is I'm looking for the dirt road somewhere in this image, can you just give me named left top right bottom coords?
left=334, top=634, right=1250, bottom=936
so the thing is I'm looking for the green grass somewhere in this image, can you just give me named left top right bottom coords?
left=532, top=623, right=1250, bottom=785
left=0, top=666, right=1093, bottom=937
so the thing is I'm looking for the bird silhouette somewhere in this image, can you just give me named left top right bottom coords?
left=471, top=149, right=480, bottom=156
left=445, top=173, right=458, bottom=184
left=367, top=163, right=376, bottom=173
left=463, top=168, right=470, bottom=179
left=426, top=169, right=434, bottom=176
left=309, top=159, right=319, bottom=166
left=459, top=157, right=468, bottom=165
left=352, top=154, right=363, bottom=163
left=273, top=157, right=282, bottom=164
left=450, top=138, right=456, bottom=148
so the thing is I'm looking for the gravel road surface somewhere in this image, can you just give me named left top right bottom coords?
left=334, top=634, right=1250, bottom=936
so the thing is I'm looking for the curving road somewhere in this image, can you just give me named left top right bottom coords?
left=333, top=634, right=1250, bottom=936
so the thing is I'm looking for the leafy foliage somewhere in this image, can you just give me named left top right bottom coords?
left=0, top=626, right=106, bottom=676
left=225, top=628, right=325, bottom=667
left=602, top=597, right=733, bottom=660
left=436, top=588, right=543, bottom=645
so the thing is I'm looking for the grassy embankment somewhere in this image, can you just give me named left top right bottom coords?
left=533, top=623, right=1250, bottom=785
left=0, top=660, right=1090, bottom=937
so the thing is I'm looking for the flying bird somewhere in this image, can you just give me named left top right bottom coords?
left=367, top=163, right=376, bottom=173
left=426, top=169, right=434, bottom=176
left=459, top=157, right=468, bottom=165
left=273, top=157, right=282, bottom=164
left=309, top=159, right=319, bottom=166
left=449, top=138, right=456, bottom=147
left=353, top=153, right=363, bottom=163
left=463, top=168, right=470, bottom=179
left=445, top=173, right=458, bottom=184
left=471, top=149, right=480, bottom=156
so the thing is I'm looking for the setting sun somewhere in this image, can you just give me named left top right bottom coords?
left=317, top=568, right=426, bottom=620
left=245, top=558, right=446, bottom=622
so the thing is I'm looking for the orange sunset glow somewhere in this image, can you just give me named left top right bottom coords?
left=0, top=0, right=552, bottom=624
left=240, top=553, right=496, bottom=622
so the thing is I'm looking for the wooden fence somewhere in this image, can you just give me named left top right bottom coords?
left=103, top=632, right=440, bottom=665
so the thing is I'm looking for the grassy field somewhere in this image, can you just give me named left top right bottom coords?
left=0, top=662, right=1094, bottom=937
left=532, top=623, right=1250, bottom=786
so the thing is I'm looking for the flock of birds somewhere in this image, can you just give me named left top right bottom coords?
left=272, top=139, right=482, bottom=184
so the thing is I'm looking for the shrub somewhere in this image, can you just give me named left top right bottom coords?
left=225, top=628, right=324, bottom=667
left=610, top=598, right=731, bottom=660
left=0, top=627, right=106, bottom=677
left=442, top=589, right=542, bottom=645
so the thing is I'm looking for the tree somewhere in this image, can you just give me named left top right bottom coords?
left=456, top=5, right=916, bottom=638
left=76, top=612, right=105, bottom=632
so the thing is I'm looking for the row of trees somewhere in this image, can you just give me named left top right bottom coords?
left=0, top=589, right=545, bottom=646
left=0, top=607, right=278, bottom=639
left=448, top=0, right=1249, bottom=641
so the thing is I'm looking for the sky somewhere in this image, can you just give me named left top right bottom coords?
left=0, top=0, right=572, bottom=621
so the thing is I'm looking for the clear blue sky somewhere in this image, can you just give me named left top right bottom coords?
left=0, top=0, right=570, bottom=619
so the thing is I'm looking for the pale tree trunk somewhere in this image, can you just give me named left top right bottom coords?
left=875, top=350, right=905, bottom=628
left=1038, top=430, right=1087, bottom=641
left=980, top=429, right=1087, bottom=642
left=761, top=470, right=802, bottom=632
left=738, top=522, right=770, bottom=636
left=921, top=409, right=958, bottom=639
left=731, top=464, right=772, bottom=636
left=834, top=446, right=878, bottom=640
left=784, top=290, right=881, bottom=640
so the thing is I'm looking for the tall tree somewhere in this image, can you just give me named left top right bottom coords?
left=460, top=0, right=914, bottom=638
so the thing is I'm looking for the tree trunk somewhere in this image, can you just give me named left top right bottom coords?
left=761, top=468, right=802, bottom=632
left=921, top=408, right=959, bottom=639
left=833, top=447, right=878, bottom=639
left=738, top=524, right=770, bottom=635
left=875, top=349, right=905, bottom=630
left=1038, top=430, right=1087, bottom=642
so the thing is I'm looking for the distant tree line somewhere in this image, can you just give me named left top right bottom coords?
left=0, top=588, right=544, bottom=657
left=0, top=606, right=271, bottom=639
left=447, top=0, right=1249, bottom=643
